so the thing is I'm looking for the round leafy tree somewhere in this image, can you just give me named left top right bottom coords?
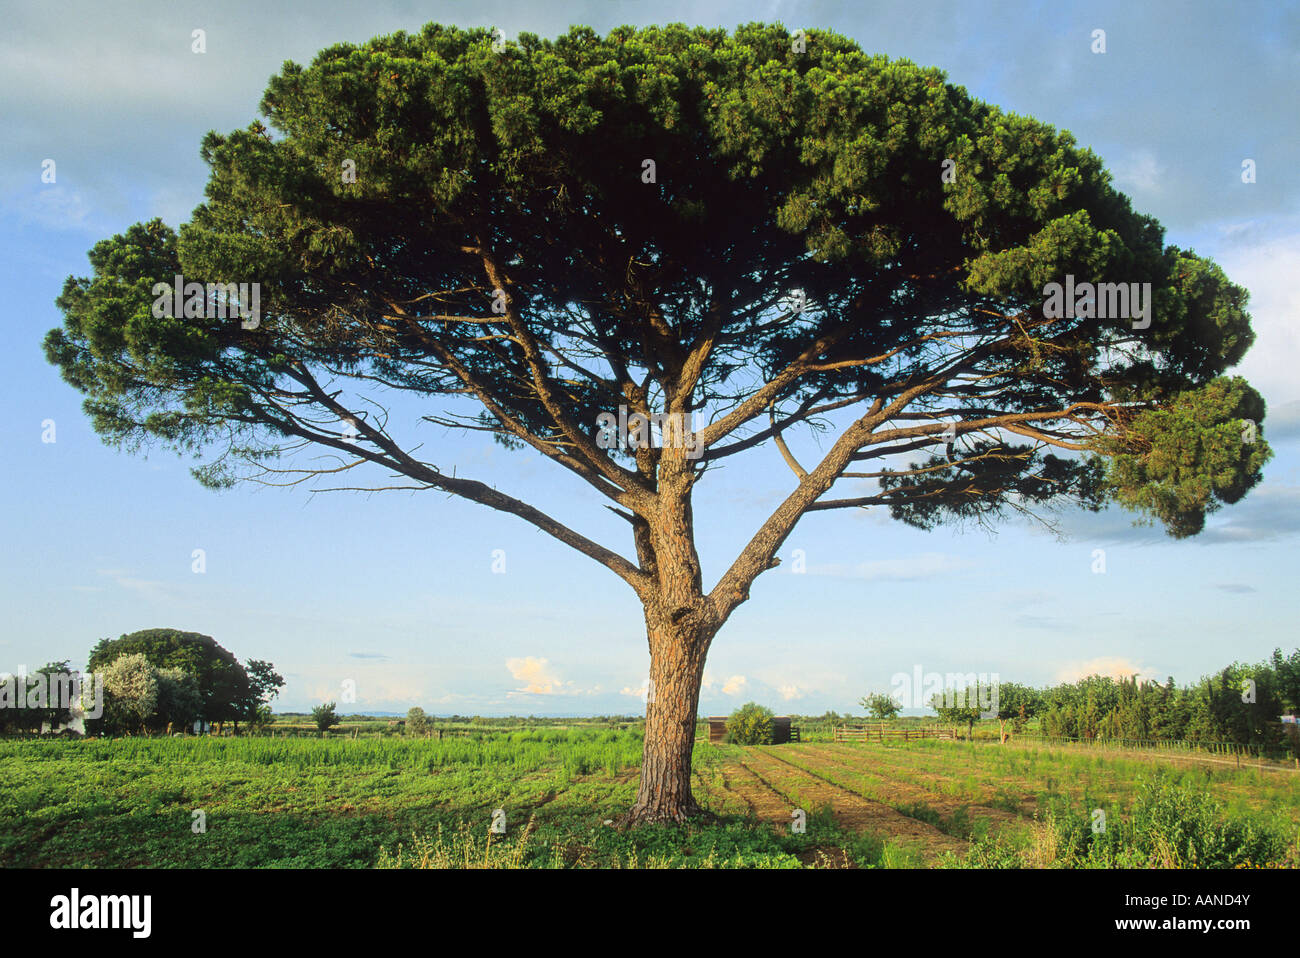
left=861, top=692, right=902, bottom=720
left=88, top=629, right=253, bottom=725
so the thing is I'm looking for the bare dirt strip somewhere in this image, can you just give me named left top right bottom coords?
left=726, top=747, right=971, bottom=862
left=789, top=744, right=1033, bottom=824
left=691, top=766, right=752, bottom=817
left=719, top=754, right=805, bottom=822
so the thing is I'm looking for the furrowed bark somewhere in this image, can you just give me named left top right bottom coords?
left=624, top=443, right=717, bottom=824
left=625, top=614, right=713, bottom=823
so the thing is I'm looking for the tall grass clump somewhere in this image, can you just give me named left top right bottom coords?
left=378, top=818, right=543, bottom=869
left=955, top=773, right=1298, bottom=868
left=1052, top=775, right=1295, bottom=868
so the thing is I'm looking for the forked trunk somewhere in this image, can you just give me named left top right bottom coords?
left=621, top=447, right=732, bottom=825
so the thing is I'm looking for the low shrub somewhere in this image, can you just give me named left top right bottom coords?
left=727, top=703, right=774, bottom=745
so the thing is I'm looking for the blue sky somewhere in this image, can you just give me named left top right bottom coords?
left=2, top=0, right=1298, bottom=715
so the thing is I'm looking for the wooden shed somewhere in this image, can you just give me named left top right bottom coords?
left=707, top=716, right=728, bottom=743
left=706, top=715, right=799, bottom=744
left=771, top=716, right=792, bottom=744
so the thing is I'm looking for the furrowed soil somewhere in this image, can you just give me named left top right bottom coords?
left=773, top=743, right=1030, bottom=826
left=714, top=745, right=971, bottom=862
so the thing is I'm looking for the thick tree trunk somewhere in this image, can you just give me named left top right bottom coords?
left=621, top=452, right=721, bottom=824
left=626, top=619, right=712, bottom=823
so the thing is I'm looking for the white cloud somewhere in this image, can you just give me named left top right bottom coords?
left=1216, top=232, right=1300, bottom=409
left=620, top=678, right=651, bottom=702
left=721, top=675, right=748, bottom=696
left=1053, top=656, right=1159, bottom=684
left=505, top=656, right=575, bottom=696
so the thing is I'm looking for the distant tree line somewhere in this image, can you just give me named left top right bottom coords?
left=0, top=629, right=283, bottom=736
left=0, top=661, right=80, bottom=734
left=928, top=648, right=1299, bottom=747
left=1038, top=649, right=1299, bottom=746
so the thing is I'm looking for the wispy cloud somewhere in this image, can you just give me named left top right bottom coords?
left=94, top=569, right=187, bottom=603
left=1109, top=149, right=1166, bottom=194
left=808, top=552, right=976, bottom=580
left=1013, top=613, right=1077, bottom=633
left=1033, top=481, right=1300, bottom=546
left=1263, top=400, right=1300, bottom=441
left=702, top=671, right=751, bottom=697
left=2, top=186, right=95, bottom=232
left=1196, top=484, right=1300, bottom=544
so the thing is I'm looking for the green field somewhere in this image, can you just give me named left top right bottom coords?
left=3, top=729, right=1297, bottom=868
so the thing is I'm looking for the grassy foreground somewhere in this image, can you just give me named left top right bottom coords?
left=2, top=730, right=1296, bottom=868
